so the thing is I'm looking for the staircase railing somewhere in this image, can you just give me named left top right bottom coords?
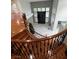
left=12, top=13, right=67, bottom=59
left=11, top=28, right=67, bottom=59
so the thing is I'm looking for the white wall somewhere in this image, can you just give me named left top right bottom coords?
left=55, top=0, right=67, bottom=21
left=19, top=0, right=32, bottom=15
left=15, top=0, right=22, bottom=12
left=53, top=0, right=67, bottom=30
left=16, top=0, right=34, bottom=22
left=50, top=0, right=58, bottom=28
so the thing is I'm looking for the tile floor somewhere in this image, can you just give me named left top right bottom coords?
left=33, top=23, right=59, bottom=38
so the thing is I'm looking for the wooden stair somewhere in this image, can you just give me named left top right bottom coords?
left=11, top=29, right=67, bottom=59
left=11, top=13, right=67, bottom=59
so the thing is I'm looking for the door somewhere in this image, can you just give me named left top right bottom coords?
left=37, top=12, right=46, bottom=24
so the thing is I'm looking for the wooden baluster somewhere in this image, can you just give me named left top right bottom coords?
left=18, top=42, right=25, bottom=58
left=22, top=43, right=30, bottom=59
left=37, top=41, right=41, bottom=57
left=41, top=41, right=45, bottom=56
left=11, top=42, right=16, bottom=55
left=12, top=42, right=19, bottom=55
left=32, top=42, right=38, bottom=59
left=51, top=38, right=54, bottom=49
left=29, top=42, right=35, bottom=57
left=52, top=38, right=56, bottom=50
left=48, top=39, right=52, bottom=58
left=15, top=42, right=27, bottom=59
left=14, top=42, right=22, bottom=56
left=20, top=43, right=29, bottom=59
left=24, top=43, right=30, bottom=59
left=44, top=40, right=48, bottom=56
left=55, top=37, right=59, bottom=48
left=26, top=43, right=31, bottom=54
left=48, top=39, right=52, bottom=49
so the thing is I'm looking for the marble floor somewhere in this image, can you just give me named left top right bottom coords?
left=33, top=23, right=59, bottom=38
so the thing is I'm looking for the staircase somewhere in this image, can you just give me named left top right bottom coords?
left=11, top=28, right=67, bottom=59
left=11, top=13, right=67, bottom=59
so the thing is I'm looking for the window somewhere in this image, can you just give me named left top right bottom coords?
left=35, top=17, right=38, bottom=22
left=33, top=7, right=50, bottom=22
left=46, top=7, right=50, bottom=11
left=34, top=12, right=37, bottom=17
left=33, top=8, right=37, bottom=12
left=46, top=11, right=49, bottom=17
left=38, top=8, right=41, bottom=11
left=42, top=8, right=45, bottom=11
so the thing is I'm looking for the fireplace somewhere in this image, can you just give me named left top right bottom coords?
left=37, top=11, right=46, bottom=24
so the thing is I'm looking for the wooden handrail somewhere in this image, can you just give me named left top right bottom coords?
left=12, top=28, right=67, bottom=43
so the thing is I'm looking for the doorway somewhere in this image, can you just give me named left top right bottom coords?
left=33, top=7, right=50, bottom=23
left=37, top=11, right=46, bottom=24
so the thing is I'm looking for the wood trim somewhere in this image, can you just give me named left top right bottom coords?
left=12, top=28, right=67, bottom=43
